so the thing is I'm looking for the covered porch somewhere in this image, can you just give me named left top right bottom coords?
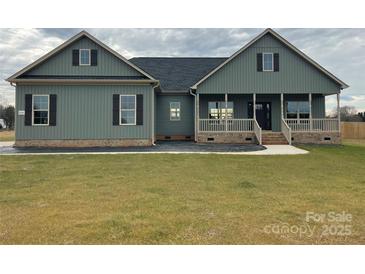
left=195, top=93, right=341, bottom=145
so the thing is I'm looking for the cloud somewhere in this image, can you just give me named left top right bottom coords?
left=0, top=28, right=364, bottom=112
left=0, top=29, right=64, bottom=105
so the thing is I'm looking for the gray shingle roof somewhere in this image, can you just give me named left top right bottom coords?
left=129, top=57, right=227, bottom=91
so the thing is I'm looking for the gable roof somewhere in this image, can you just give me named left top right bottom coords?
left=191, top=28, right=349, bottom=90
left=129, top=57, right=227, bottom=91
left=6, top=30, right=157, bottom=83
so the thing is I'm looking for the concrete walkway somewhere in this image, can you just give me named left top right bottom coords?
left=243, top=145, right=308, bottom=155
left=0, top=141, right=308, bottom=155
left=0, top=141, right=14, bottom=147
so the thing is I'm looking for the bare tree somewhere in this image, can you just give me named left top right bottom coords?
left=1, top=105, right=15, bottom=129
left=333, top=105, right=363, bottom=122
left=0, top=104, right=4, bottom=119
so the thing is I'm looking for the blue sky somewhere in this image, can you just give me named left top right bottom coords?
left=0, top=28, right=364, bottom=112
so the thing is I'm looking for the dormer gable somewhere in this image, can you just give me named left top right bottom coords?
left=7, top=31, right=156, bottom=83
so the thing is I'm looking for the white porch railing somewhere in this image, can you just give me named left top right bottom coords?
left=253, top=120, right=262, bottom=145
left=281, top=119, right=292, bottom=145
left=199, top=119, right=254, bottom=132
left=312, top=119, right=339, bottom=132
left=285, top=118, right=339, bottom=132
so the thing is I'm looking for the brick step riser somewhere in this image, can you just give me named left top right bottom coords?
left=262, top=133, right=288, bottom=144
left=262, top=139, right=287, bottom=141
left=262, top=138, right=287, bottom=141
left=263, top=143, right=288, bottom=145
left=262, top=137, right=287, bottom=139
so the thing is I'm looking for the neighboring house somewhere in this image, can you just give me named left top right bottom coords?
left=6, top=28, right=348, bottom=147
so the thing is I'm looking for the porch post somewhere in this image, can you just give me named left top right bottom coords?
left=225, top=93, right=228, bottom=131
left=253, top=93, right=256, bottom=121
left=309, top=93, right=312, bottom=131
left=337, top=92, right=341, bottom=132
left=280, top=93, right=284, bottom=119
left=196, top=93, right=200, bottom=136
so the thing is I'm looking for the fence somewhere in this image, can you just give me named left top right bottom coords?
left=341, top=122, right=365, bottom=139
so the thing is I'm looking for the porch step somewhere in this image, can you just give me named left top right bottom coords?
left=261, top=132, right=288, bottom=145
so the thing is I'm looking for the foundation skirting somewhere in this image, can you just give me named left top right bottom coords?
left=197, top=132, right=257, bottom=144
left=291, top=132, right=341, bottom=144
left=15, top=139, right=153, bottom=148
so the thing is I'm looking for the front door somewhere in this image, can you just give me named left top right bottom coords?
left=248, top=102, right=272, bottom=130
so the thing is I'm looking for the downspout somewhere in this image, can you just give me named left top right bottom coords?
left=10, top=82, right=16, bottom=142
left=151, top=81, right=160, bottom=145
left=189, top=88, right=197, bottom=142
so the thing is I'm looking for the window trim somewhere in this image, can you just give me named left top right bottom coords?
left=119, top=94, right=136, bottom=126
left=79, top=49, right=91, bottom=66
left=208, top=101, right=234, bottom=119
left=169, top=101, right=181, bottom=121
left=262, top=52, right=274, bottom=72
left=32, top=94, right=49, bottom=126
left=285, top=101, right=310, bottom=120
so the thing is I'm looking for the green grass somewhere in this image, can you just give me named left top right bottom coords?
left=342, top=138, right=365, bottom=147
left=0, top=130, right=14, bottom=142
left=0, top=144, right=364, bottom=244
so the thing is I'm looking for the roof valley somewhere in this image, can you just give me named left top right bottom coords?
left=129, top=57, right=227, bottom=91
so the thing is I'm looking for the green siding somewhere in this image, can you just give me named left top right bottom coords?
left=156, top=94, right=194, bottom=136
left=15, top=84, right=153, bottom=140
left=197, top=33, right=341, bottom=95
left=199, top=93, right=326, bottom=132
left=23, top=37, right=143, bottom=77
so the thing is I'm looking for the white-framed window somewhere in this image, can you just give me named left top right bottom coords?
left=263, top=52, right=273, bottom=71
left=32, top=95, right=49, bottom=126
left=120, top=95, right=136, bottom=125
left=79, top=49, right=91, bottom=66
left=286, top=101, right=310, bottom=119
left=170, top=102, right=181, bottom=121
left=208, top=101, right=234, bottom=119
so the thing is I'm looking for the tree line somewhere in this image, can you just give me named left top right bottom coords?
left=0, top=104, right=15, bottom=129
left=336, top=106, right=365, bottom=122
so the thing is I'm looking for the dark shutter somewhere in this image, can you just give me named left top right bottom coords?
left=274, top=53, right=279, bottom=72
left=91, top=49, right=97, bottom=66
left=72, top=49, right=79, bottom=66
left=25, top=94, right=32, bottom=126
left=113, top=94, right=120, bottom=125
left=49, top=94, right=57, bottom=126
left=136, top=94, right=143, bottom=125
left=257, top=53, right=263, bottom=72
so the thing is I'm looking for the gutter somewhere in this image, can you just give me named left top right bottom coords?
left=7, top=79, right=159, bottom=85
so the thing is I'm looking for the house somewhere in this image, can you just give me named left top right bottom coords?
left=6, top=28, right=348, bottom=147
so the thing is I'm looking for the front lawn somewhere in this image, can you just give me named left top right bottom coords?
left=0, top=130, right=14, bottom=142
left=342, top=138, right=365, bottom=147
left=0, top=144, right=364, bottom=244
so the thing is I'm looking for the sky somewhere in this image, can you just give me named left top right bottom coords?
left=0, top=28, right=364, bottom=113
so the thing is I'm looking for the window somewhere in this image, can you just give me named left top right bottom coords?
left=79, top=49, right=90, bottom=65
left=286, top=101, right=310, bottom=119
left=263, top=53, right=273, bottom=71
left=33, top=95, right=49, bottom=125
left=208, top=101, right=234, bottom=119
left=120, top=95, right=136, bottom=125
left=170, top=102, right=181, bottom=121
